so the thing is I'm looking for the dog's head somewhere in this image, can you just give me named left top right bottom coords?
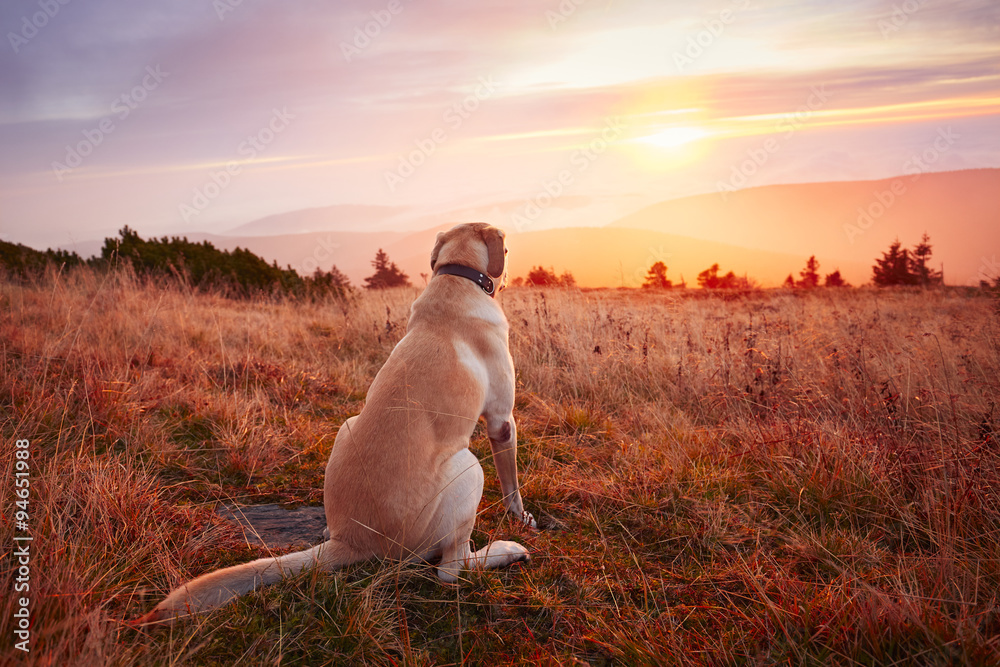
left=430, top=223, right=508, bottom=292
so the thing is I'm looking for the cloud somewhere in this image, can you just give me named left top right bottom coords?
left=0, top=0, right=998, bottom=250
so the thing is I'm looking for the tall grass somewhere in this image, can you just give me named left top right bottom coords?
left=2, top=266, right=998, bottom=664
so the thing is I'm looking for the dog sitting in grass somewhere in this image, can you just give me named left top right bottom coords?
left=140, top=223, right=534, bottom=623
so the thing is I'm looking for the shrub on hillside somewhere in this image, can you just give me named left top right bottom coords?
left=103, top=226, right=302, bottom=295
left=824, top=269, right=849, bottom=287
left=524, top=266, right=576, bottom=287
left=696, top=263, right=755, bottom=289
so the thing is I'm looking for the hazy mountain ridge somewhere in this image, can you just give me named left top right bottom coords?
left=608, top=168, right=1000, bottom=285
left=55, top=169, right=997, bottom=287
left=227, top=204, right=412, bottom=236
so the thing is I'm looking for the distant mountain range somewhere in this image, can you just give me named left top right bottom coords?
left=607, top=168, right=999, bottom=286
left=227, top=204, right=412, bottom=236
left=59, top=169, right=998, bottom=287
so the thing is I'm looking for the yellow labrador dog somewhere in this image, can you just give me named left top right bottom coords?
left=140, top=223, right=533, bottom=623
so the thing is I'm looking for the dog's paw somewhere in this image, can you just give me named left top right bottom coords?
left=509, top=542, right=530, bottom=565
left=488, top=540, right=530, bottom=564
left=520, top=511, right=537, bottom=529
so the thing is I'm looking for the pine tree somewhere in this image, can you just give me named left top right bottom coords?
left=783, top=273, right=796, bottom=288
left=797, top=256, right=820, bottom=288
left=642, top=261, right=672, bottom=289
left=909, top=233, right=942, bottom=286
left=872, top=235, right=944, bottom=287
left=363, top=249, right=411, bottom=289
left=872, top=239, right=916, bottom=286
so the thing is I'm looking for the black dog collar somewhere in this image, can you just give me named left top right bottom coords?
left=435, top=263, right=495, bottom=296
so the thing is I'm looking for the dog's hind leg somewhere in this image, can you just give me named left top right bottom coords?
left=430, top=448, right=529, bottom=583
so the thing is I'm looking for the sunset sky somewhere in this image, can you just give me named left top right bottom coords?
left=1, top=0, right=998, bottom=254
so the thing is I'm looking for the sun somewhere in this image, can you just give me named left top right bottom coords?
left=626, top=124, right=712, bottom=168
left=637, top=126, right=711, bottom=149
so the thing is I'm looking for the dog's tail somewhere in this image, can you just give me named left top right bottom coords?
left=137, top=538, right=365, bottom=624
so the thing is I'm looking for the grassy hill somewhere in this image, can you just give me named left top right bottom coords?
left=2, top=268, right=999, bottom=664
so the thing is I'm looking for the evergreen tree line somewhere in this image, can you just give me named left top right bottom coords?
left=635, top=234, right=952, bottom=290
left=0, top=229, right=422, bottom=297
left=781, top=256, right=848, bottom=289
left=0, top=227, right=352, bottom=299
left=0, top=240, right=85, bottom=277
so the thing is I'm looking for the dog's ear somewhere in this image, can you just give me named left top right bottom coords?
left=430, top=232, right=446, bottom=271
left=480, top=226, right=506, bottom=278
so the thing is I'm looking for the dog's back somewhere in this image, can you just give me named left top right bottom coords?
left=322, top=276, right=506, bottom=558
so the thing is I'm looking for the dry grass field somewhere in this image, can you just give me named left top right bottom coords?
left=2, top=266, right=999, bottom=665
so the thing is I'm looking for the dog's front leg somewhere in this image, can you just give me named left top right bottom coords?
left=487, top=414, right=536, bottom=528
